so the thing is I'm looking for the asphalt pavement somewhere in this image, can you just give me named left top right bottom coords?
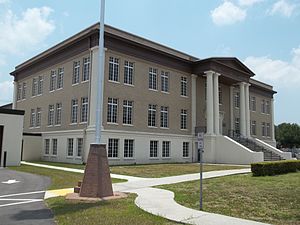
left=0, top=168, right=55, bottom=225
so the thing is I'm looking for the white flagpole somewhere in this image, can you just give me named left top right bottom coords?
left=95, top=0, right=105, bottom=144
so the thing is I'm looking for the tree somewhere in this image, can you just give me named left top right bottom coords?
left=275, top=123, right=300, bottom=148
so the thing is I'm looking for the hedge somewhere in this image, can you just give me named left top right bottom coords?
left=251, top=160, right=300, bottom=176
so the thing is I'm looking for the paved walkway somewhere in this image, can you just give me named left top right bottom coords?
left=21, top=161, right=269, bottom=225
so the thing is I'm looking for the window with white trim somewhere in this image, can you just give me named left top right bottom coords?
left=77, top=138, right=83, bottom=157
left=44, top=139, right=50, bottom=155
left=36, top=107, right=41, bottom=127
left=52, top=139, right=57, bottom=155
left=22, top=82, right=26, bottom=99
left=81, top=97, right=88, bottom=123
left=266, top=123, right=271, bottom=137
left=32, top=78, right=37, bottom=96
left=30, top=109, right=36, bottom=127
left=161, top=71, right=169, bottom=92
left=181, top=109, right=187, bottom=130
left=124, top=61, right=134, bottom=85
left=261, top=100, right=266, bottom=113
left=251, top=120, right=256, bottom=135
left=108, top=138, right=119, bottom=158
left=17, top=84, right=21, bottom=101
left=183, top=142, right=189, bottom=158
left=219, top=86, right=222, bottom=104
left=50, top=70, right=56, bottom=91
left=266, top=101, right=270, bottom=114
left=234, top=92, right=240, bottom=108
left=262, top=122, right=266, bottom=136
left=73, top=61, right=80, bottom=84
left=109, top=57, right=119, bottom=82
left=107, top=98, right=118, bottom=123
left=148, top=104, right=156, bottom=127
left=180, top=76, right=187, bottom=96
left=160, top=106, right=168, bottom=128
left=235, top=118, right=240, bottom=133
left=55, top=103, right=62, bottom=125
left=148, top=67, right=157, bottom=90
left=251, top=96, right=256, bottom=111
left=71, top=99, right=78, bottom=123
left=123, top=100, right=133, bottom=125
left=38, top=76, right=43, bottom=95
left=82, top=57, right=90, bottom=81
left=48, top=104, right=54, bottom=126
left=162, top=141, right=170, bottom=158
left=57, top=68, right=64, bottom=89
left=124, top=139, right=134, bottom=158
left=150, top=140, right=158, bottom=158
left=67, top=138, right=74, bottom=157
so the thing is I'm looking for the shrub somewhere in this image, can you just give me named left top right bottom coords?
left=251, top=160, right=300, bottom=176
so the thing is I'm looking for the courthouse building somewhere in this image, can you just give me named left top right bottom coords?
left=10, top=23, right=292, bottom=165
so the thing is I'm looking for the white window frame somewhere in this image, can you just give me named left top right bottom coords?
left=48, top=104, right=54, bottom=126
left=251, top=120, right=256, bottom=136
left=73, top=61, right=80, bottom=84
left=108, top=138, right=119, bottom=158
left=30, top=109, right=36, bottom=128
left=235, top=117, right=240, bottom=133
left=22, top=82, right=26, bottom=99
left=55, top=103, right=62, bottom=125
left=50, top=70, right=56, bottom=91
left=150, top=140, right=158, bottom=158
left=77, top=138, right=83, bottom=157
left=124, top=61, right=134, bottom=85
left=123, top=100, right=133, bottom=125
left=180, top=76, right=187, bottom=97
left=251, top=96, right=256, bottom=111
left=180, top=109, right=187, bottom=130
left=148, top=67, right=157, bottom=90
left=262, top=122, right=266, bottom=137
left=161, top=71, right=169, bottom=93
left=17, top=84, right=22, bottom=101
left=67, top=138, right=74, bottom=157
left=234, top=92, right=240, bottom=108
left=124, top=139, right=134, bottom=158
left=183, top=142, right=189, bottom=158
left=71, top=99, right=78, bottom=124
left=32, top=78, right=38, bottom=96
left=266, top=123, right=271, bottom=137
left=160, top=106, right=168, bottom=128
left=37, top=76, right=43, bottom=95
left=44, top=139, right=50, bottom=155
left=109, top=57, right=119, bottom=82
left=52, top=139, right=58, bottom=156
left=148, top=104, right=157, bottom=127
left=36, top=107, right=41, bottom=127
left=57, top=68, right=64, bottom=89
left=162, top=141, right=170, bottom=158
left=81, top=97, right=88, bottom=123
left=107, top=97, right=118, bottom=123
left=82, top=57, right=90, bottom=82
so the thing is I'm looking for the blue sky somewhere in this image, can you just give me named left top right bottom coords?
left=0, top=0, right=299, bottom=124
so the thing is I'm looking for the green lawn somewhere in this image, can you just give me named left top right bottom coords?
left=28, top=161, right=249, bottom=178
left=10, top=165, right=125, bottom=190
left=46, top=195, right=180, bottom=225
left=160, top=172, right=300, bottom=225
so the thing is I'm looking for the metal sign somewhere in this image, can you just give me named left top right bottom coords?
left=197, top=132, right=204, bottom=210
left=197, top=132, right=204, bottom=150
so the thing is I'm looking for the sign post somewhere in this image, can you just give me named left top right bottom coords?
left=197, top=132, right=204, bottom=210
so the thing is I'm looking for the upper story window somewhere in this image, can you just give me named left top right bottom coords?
left=261, top=100, right=266, bottom=113
left=57, top=68, right=64, bottom=89
left=234, top=92, right=240, bottom=108
left=181, top=76, right=187, bottom=97
left=266, top=101, right=270, bottom=114
left=181, top=109, right=187, bottom=130
left=30, top=109, right=36, bottom=128
left=124, top=61, right=134, bottom=85
left=73, top=61, right=80, bottom=84
left=266, top=123, right=271, bottom=137
left=123, top=100, right=133, bottom=125
left=251, top=120, right=256, bottom=135
left=82, top=57, right=90, bottom=82
left=71, top=99, right=78, bottom=124
left=160, top=106, right=169, bottom=128
left=148, top=104, right=157, bottom=127
left=107, top=97, right=118, bottom=123
left=235, top=117, right=240, bottom=133
left=109, top=57, right=119, bottom=82
left=219, top=86, right=222, bottom=104
left=37, top=76, right=43, bottom=95
left=55, top=103, right=62, bottom=125
left=161, top=71, right=169, bottom=92
left=262, top=122, right=266, bottom=136
left=36, top=107, right=41, bottom=127
left=148, top=67, right=157, bottom=90
left=48, top=104, right=55, bottom=126
left=17, top=84, right=22, bottom=101
left=22, top=82, right=26, bottom=100
left=32, top=78, right=38, bottom=96
left=50, top=70, right=57, bottom=91
left=251, top=96, right=256, bottom=111
left=81, top=97, right=88, bottom=123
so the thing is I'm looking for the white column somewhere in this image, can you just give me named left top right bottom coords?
left=245, top=83, right=251, bottom=138
left=191, top=74, right=197, bottom=135
left=230, top=86, right=234, bottom=131
left=271, top=98, right=275, bottom=141
left=239, top=82, right=246, bottom=137
left=204, top=71, right=214, bottom=135
left=12, top=81, right=18, bottom=109
left=213, top=73, right=220, bottom=135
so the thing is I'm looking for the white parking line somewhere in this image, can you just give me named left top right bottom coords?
left=0, top=190, right=45, bottom=208
left=0, top=199, right=43, bottom=208
left=0, top=190, right=45, bottom=198
left=0, top=198, right=43, bottom=201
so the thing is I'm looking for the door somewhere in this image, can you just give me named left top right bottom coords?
left=0, top=126, right=3, bottom=167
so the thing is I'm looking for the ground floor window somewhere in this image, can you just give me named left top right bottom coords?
left=183, top=142, right=189, bottom=158
left=150, top=140, right=158, bottom=158
left=67, top=138, right=74, bottom=157
left=266, top=123, right=271, bottom=137
left=44, top=139, right=50, bottom=155
left=52, top=139, right=57, bottom=155
left=108, top=138, right=119, bottom=158
left=124, top=139, right=134, bottom=158
left=162, top=141, right=170, bottom=158
left=77, top=138, right=83, bottom=157
left=251, top=120, right=256, bottom=135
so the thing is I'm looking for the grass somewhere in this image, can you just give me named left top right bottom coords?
left=9, top=165, right=125, bottom=190
left=28, top=160, right=249, bottom=178
left=46, top=195, right=180, bottom=225
left=160, top=172, right=300, bottom=225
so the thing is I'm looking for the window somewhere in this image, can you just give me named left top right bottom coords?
left=71, top=99, right=78, bottom=123
left=262, top=122, right=266, bottom=137
left=109, top=57, right=119, bottom=82
left=261, top=100, right=266, bottom=113
left=181, top=109, right=187, bottom=130
left=162, top=141, right=170, bottom=158
left=52, top=139, right=57, bottom=156
left=107, top=98, right=118, bottom=123
left=181, top=76, right=187, bottom=96
left=219, top=86, right=222, bottom=104
left=81, top=97, right=88, bottom=123
left=183, top=142, right=189, bottom=158
left=57, top=68, right=64, bottom=89
left=124, top=139, right=134, bottom=158
left=160, top=106, right=168, bottom=128
left=161, top=71, right=169, bottom=92
left=235, top=118, right=240, bottom=133
left=30, top=109, right=36, bottom=127
left=22, top=82, right=26, bottom=99
left=150, top=140, right=158, bottom=158
left=251, top=120, right=256, bottom=135
left=36, top=107, right=41, bottom=127
left=266, top=101, right=270, bottom=114
left=148, top=104, right=156, bottom=127
left=38, top=76, right=43, bottom=95
left=32, top=78, right=37, bottom=96
left=123, top=100, right=133, bottom=125
left=124, top=61, right=134, bottom=85
left=17, top=84, right=21, bottom=101
left=50, top=70, right=56, bottom=91
left=48, top=104, right=54, bottom=126
left=234, top=92, right=240, bottom=108
left=73, top=61, right=80, bottom=84
left=266, top=123, right=271, bottom=137
left=108, top=138, right=119, bottom=158
left=251, top=96, right=256, bottom=111
left=44, top=139, right=50, bottom=155
left=55, top=103, right=62, bottom=125
left=82, top=57, right=90, bottom=81
left=148, top=67, right=157, bottom=90
left=67, top=138, right=74, bottom=157
left=77, top=138, right=83, bottom=157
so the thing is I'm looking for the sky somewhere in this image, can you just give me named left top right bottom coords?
left=0, top=0, right=299, bottom=124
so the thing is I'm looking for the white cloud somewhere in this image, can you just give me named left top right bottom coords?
left=0, top=6, right=55, bottom=55
left=268, top=0, right=296, bottom=17
left=211, top=1, right=247, bottom=26
left=0, top=0, right=10, bottom=4
left=0, top=80, right=13, bottom=105
left=244, top=45, right=300, bottom=87
left=238, top=0, right=264, bottom=7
